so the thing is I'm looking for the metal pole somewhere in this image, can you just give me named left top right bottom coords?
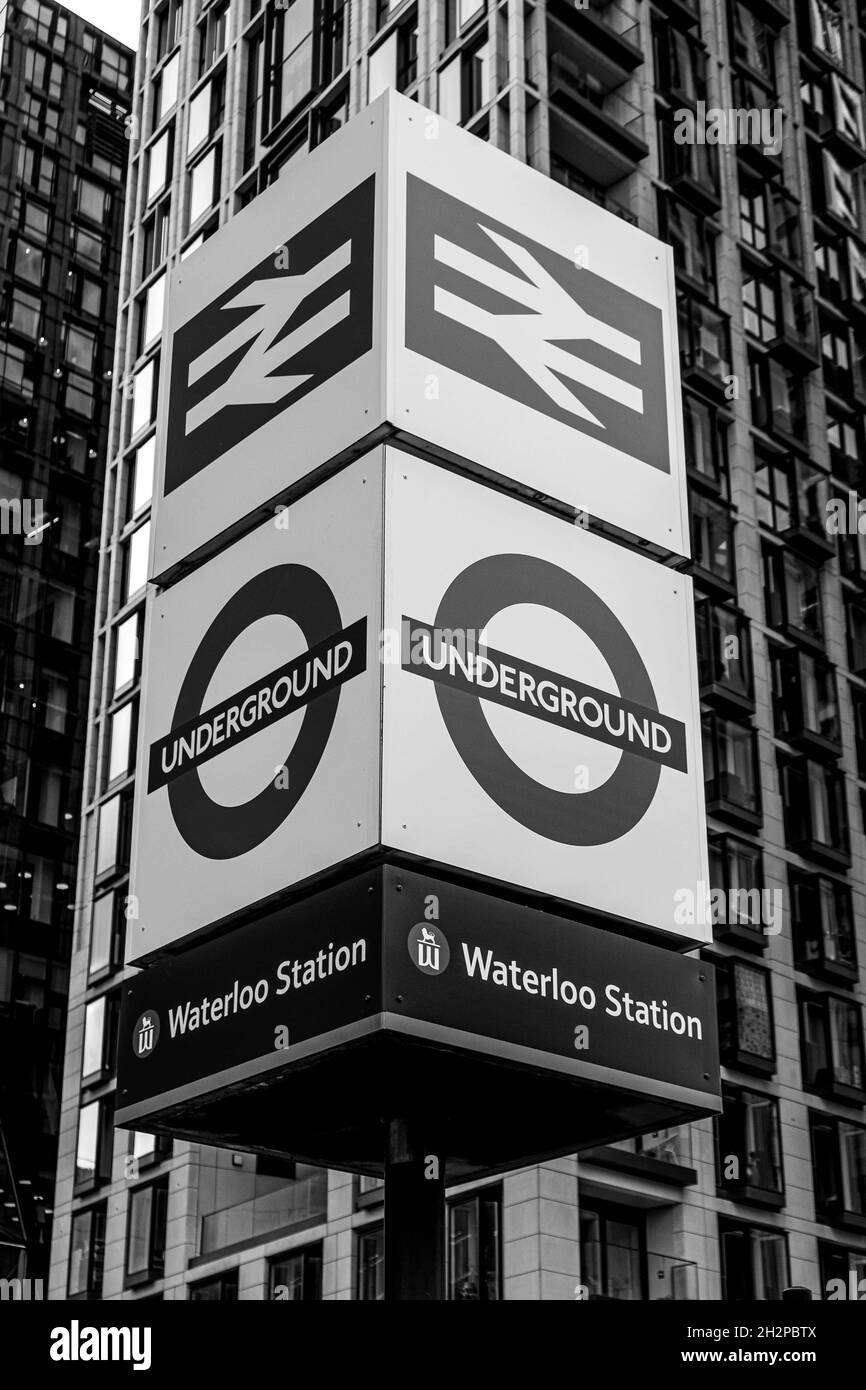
left=384, top=1118, right=446, bottom=1301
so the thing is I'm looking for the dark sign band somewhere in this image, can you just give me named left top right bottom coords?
left=401, top=615, right=686, bottom=773
left=148, top=619, right=366, bottom=793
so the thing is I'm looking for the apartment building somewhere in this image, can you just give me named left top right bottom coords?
left=49, top=0, right=866, bottom=1300
left=0, top=0, right=133, bottom=1280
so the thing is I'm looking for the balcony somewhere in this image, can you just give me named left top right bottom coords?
left=548, top=0, right=644, bottom=75
left=767, top=273, right=820, bottom=369
left=732, top=73, right=784, bottom=176
left=548, top=54, right=648, bottom=187
left=660, top=126, right=721, bottom=212
left=199, top=1169, right=327, bottom=1257
left=651, top=0, right=700, bottom=31
left=695, top=601, right=754, bottom=714
left=678, top=295, right=731, bottom=398
left=780, top=457, right=834, bottom=560
left=823, top=73, right=866, bottom=167
left=772, top=646, right=841, bottom=757
left=582, top=1127, right=697, bottom=1186
left=792, top=872, right=858, bottom=983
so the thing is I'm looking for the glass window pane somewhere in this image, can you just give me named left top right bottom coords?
left=96, top=796, right=120, bottom=876
left=126, top=1186, right=153, bottom=1275
left=114, top=613, right=139, bottom=693
left=125, top=523, right=150, bottom=602
left=108, top=703, right=134, bottom=782
left=89, top=894, right=115, bottom=975
left=82, top=995, right=106, bottom=1078
left=75, top=1101, right=99, bottom=1185
left=143, top=275, right=165, bottom=349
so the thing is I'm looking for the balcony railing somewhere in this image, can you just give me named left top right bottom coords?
left=199, top=1171, right=327, bottom=1256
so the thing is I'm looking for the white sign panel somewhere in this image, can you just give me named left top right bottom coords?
left=129, top=461, right=383, bottom=960
left=150, top=103, right=387, bottom=581
left=388, top=93, right=689, bottom=557
left=381, top=453, right=709, bottom=945
left=151, top=93, right=687, bottom=582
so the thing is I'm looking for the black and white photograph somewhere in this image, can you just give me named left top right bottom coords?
left=0, top=0, right=863, bottom=1366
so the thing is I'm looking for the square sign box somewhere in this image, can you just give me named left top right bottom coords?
left=149, top=91, right=688, bottom=583
left=129, top=448, right=708, bottom=963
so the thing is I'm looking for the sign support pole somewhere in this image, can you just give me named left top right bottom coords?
left=384, top=1118, right=446, bottom=1301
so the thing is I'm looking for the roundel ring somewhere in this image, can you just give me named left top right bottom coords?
left=168, top=565, right=342, bottom=859
left=433, top=554, right=662, bottom=846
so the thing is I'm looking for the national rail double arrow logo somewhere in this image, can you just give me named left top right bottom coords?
left=403, top=555, right=686, bottom=846
left=147, top=567, right=367, bottom=859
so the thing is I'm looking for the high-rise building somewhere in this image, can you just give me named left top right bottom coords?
left=0, top=0, right=133, bottom=1281
left=49, top=0, right=866, bottom=1301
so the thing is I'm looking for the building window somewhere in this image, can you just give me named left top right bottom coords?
left=579, top=1201, right=645, bottom=1301
left=808, top=0, right=843, bottom=65
left=9, top=288, right=42, bottom=339
left=88, top=891, right=124, bottom=979
left=155, top=0, right=183, bottom=61
left=750, top=353, right=807, bottom=440
left=81, top=991, right=119, bottom=1084
left=743, top=265, right=777, bottom=342
left=719, top=1220, right=789, bottom=1301
left=74, top=1096, right=114, bottom=1192
left=141, top=202, right=170, bottom=280
left=708, top=834, right=767, bottom=947
left=154, top=50, right=180, bottom=127
left=188, top=142, right=221, bottom=227
left=130, top=359, right=157, bottom=440
left=125, top=1179, right=169, bottom=1286
left=189, top=1270, right=239, bottom=1300
left=268, top=1243, right=323, bottom=1299
left=770, top=647, right=840, bottom=750
left=702, top=713, right=761, bottom=824
left=846, top=598, right=866, bottom=678
left=716, top=1086, right=784, bottom=1204
left=683, top=395, right=728, bottom=495
left=95, top=790, right=133, bottom=879
left=448, top=1187, right=501, bottom=1300
left=265, top=0, right=316, bottom=131
left=695, top=601, right=753, bottom=707
left=677, top=295, right=731, bottom=386
left=188, top=71, right=226, bottom=157
left=127, top=1131, right=172, bottom=1176
left=107, top=700, right=137, bottom=785
left=819, top=1242, right=866, bottom=1299
left=139, top=275, right=166, bottom=356
left=76, top=177, right=111, bottom=225
left=810, top=1114, right=866, bottom=1229
left=197, top=2, right=229, bottom=77
left=68, top=1204, right=107, bottom=1298
left=146, top=127, right=173, bottom=203
left=243, top=30, right=264, bottom=170
left=778, top=756, right=849, bottom=865
left=123, top=522, right=151, bottom=603
left=357, top=1225, right=384, bottom=1300
left=113, top=610, right=143, bottom=695
left=716, top=958, right=775, bottom=1073
left=799, top=990, right=866, bottom=1101
left=763, top=548, right=823, bottom=643
left=690, top=494, right=735, bottom=588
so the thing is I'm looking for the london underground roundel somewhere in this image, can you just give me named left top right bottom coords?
left=383, top=454, right=709, bottom=945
